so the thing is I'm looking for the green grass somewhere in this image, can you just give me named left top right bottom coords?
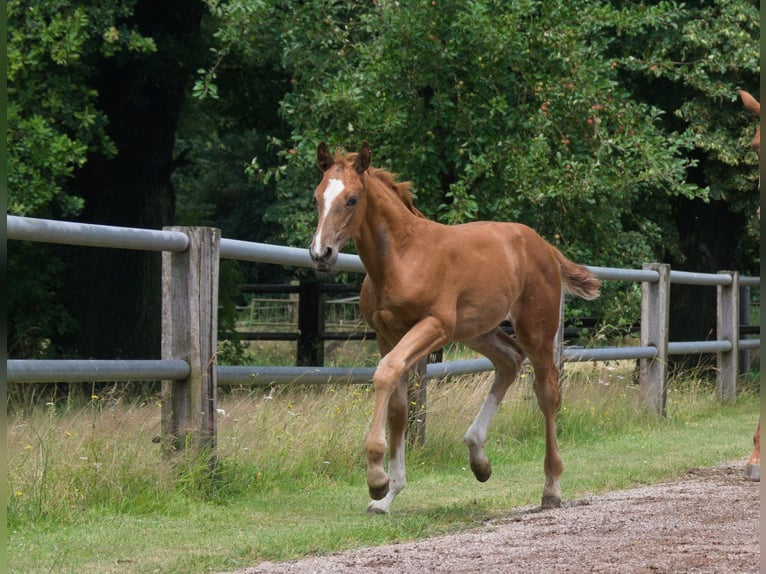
left=7, top=362, right=760, bottom=573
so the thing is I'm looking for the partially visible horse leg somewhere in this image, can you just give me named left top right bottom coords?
left=745, top=421, right=760, bottom=481
left=365, top=316, right=451, bottom=503
left=462, top=328, right=525, bottom=482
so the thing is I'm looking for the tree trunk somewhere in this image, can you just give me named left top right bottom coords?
left=61, top=1, right=205, bottom=360
left=668, top=197, right=744, bottom=360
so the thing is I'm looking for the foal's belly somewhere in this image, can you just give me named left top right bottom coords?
left=364, top=295, right=510, bottom=347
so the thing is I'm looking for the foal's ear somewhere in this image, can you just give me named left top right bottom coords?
left=317, top=142, right=335, bottom=172
left=353, top=141, right=371, bottom=175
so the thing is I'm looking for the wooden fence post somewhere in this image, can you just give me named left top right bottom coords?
left=639, top=263, right=670, bottom=417
left=407, top=358, right=428, bottom=447
left=407, top=349, right=443, bottom=447
left=161, top=227, right=220, bottom=459
left=717, top=271, right=739, bottom=402
left=298, top=279, right=325, bottom=366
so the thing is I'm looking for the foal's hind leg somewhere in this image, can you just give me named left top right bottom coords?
left=529, top=354, right=563, bottom=509
left=463, top=328, right=525, bottom=483
left=514, top=295, right=564, bottom=509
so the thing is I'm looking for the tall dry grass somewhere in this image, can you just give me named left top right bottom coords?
left=6, top=359, right=748, bottom=529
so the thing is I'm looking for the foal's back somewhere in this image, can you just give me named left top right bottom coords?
left=365, top=217, right=568, bottom=343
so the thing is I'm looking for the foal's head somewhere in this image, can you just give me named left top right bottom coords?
left=310, top=141, right=371, bottom=271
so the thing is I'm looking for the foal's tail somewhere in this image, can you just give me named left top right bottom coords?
left=551, top=246, right=601, bottom=301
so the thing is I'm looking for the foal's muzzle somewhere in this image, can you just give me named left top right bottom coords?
left=310, top=245, right=338, bottom=272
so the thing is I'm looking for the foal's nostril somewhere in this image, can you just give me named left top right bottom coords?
left=310, top=245, right=335, bottom=268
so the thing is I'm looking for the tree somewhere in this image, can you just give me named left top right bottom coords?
left=247, top=0, right=757, bottom=330
left=7, top=1, right=152, bottom=217
left=604, top=0, right=760, bottom=342
left=225, top=0, right=707, bottom=326
left=7, top=0, right=206, bottom=359
left=8, top=0, right=155, bottom=357
left=174, top=0, right=289, bottom=252
left=63, top=1, right=206, bottom=360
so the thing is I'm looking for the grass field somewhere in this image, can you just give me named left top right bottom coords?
left=6, top=361, right=760, bottom=574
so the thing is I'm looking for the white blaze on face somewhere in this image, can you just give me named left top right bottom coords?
left=312, top=178, right=345, bottom=255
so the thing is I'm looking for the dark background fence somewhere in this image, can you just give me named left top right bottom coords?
left=229, top=281, right=608, bottom=367
left=229, top=281, right=758, bottom=370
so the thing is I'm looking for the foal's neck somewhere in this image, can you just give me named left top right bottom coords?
left=353, top=175, right=422, bottom=283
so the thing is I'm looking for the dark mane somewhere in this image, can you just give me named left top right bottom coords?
left=340, top=151, right=425, bottom=218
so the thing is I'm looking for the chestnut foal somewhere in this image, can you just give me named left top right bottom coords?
left=310, top=142, right=600, bottom=513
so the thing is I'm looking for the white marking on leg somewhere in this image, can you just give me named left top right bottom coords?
left=464, top=393, right=501, bottom=457
left=543, top=475, right=561, bottom=503
left=367, top=444, right=406, bottom=515
left=311, top=178, right=345, bottom=256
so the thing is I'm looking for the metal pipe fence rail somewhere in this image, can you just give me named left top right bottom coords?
left=7, top=215, right=761, bottom=451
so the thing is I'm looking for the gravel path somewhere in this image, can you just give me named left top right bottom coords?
left=223, top=461, right=760, bottom=574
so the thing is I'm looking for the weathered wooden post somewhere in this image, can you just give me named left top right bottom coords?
left=298, top=279, right=325, bottom=366
left=639, top=263, right=670, bottom=417
left=161, top=227, right=220, bottom=459
left=407, top=358, right=428, bottom=447
left=407, top=349, right=444, bottom=447
left=717, top=271, right=739, bottom=402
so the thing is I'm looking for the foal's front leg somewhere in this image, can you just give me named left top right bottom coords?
left=365, top=317, right=450, bottom=510
left=367, top=375, right=408, bottom=514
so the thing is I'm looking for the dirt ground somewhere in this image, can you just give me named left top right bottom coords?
left=224, top=461, right=760, bottom=574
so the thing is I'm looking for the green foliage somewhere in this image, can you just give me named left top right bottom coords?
left=184, top=1, right=758, bottom=255
left=6, top=0, right=166, bottom=359
left=190, top=0, right=756, bottom=263
left=7, top=0, right=156, bottom=216
left=192, top=0, right=267, bottom=100
left=260, top=1, right=699, bottom=266
left=609, top=0, right=760, bottom=266
left=187, top=0, right=758, bottom=325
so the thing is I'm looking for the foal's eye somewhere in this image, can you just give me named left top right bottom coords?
left=346, top=196, right=358, bottom=208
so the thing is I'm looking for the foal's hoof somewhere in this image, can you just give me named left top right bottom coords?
left=366, top=501, right=390, bottom=515
left=744, top=463, right=760, bottom=482
left=367, top=467, right=390, bottom=500
left=541, top=494, right=562, bottom=510
left=470, top=458, right=492, bottom=483
left=368, top=481, right=389, bottom=501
